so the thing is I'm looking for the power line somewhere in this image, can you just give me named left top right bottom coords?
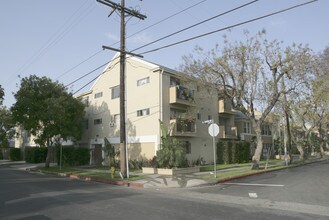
left=56, top=49, right=104, bottom=80
left=107, top=0, right=207, bottom=48
left=14, top=0, right=95, bottom=76
left=132, top=0, right=259, bottom=52
left=139, top=0, right=318, bottom=55
left=65, top=62, right=109, bottom=88
left=73, top=59, right=121, bottom=95
left=62, top=0, right=250, bottom=90
left=62, top=0, right=208, bottom=89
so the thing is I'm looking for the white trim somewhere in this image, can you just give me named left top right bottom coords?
left=106, top=135, right=158, bottom=144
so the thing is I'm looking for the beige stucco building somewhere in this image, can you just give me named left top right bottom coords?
left=77, top=53, right=273, bottom=165
left=12, top=53, right=274, bottom=165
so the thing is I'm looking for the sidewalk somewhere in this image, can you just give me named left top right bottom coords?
left=1, top=156, right=327, bottom=189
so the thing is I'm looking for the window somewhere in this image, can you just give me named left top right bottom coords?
left=208, top=115, right=212, bottom=120
left=262, top=125, right=272, bottom=135
left=244, top=122, right=251, bottom=133
left=94, top=92, right=103, bottom=99
left=137, top=77, right=150, bottom=86
left=137, top=108, right=150, bottom=117
left=170, top=76, right=180, bottom=86
left=184, top=141, right=191, bottom=154
left=83, top=119, right=89, bottom=130
left=111, top=86, right=120, bottom=99
left=94, top=118, right=102, bottom=125
left=197, top=113, right=201, bottom=120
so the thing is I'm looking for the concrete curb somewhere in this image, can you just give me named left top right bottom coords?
left=31, top=168, right=144, bottom=188
left=216, top=158, right=328, bottom=184
left=25, top=157, right=328, bottom=189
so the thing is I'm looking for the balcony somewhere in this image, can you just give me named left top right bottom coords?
left=169, top=118, right=197, bottom=137
left=169, top=86, right=195, bottom=106
left=218, top=99, right=234, bottom=114
left=219, top=126, right=238, bottom=139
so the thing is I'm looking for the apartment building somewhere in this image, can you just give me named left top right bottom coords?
left=77, top=53, right=239, bottom=165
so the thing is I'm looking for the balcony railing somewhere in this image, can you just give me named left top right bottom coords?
left=169, top=86, right=195, bottom=106
left=219, top=126, right=238, bottom=139
left=169, top=118, right=197, bottom=137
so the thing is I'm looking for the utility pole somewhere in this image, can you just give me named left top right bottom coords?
left=97, top=0, right=146, bottom=178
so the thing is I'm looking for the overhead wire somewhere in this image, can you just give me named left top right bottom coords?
left=131, top=0, right=259, bottom=52
left=56, top=49, right=104, bottom=80
left=14, top=0, right=94, bottom=77
left=73, top=59, right=121, bottom=95
left=138, top=0, right=318, bottom=55
left=66, top=0, right=208, bottom=91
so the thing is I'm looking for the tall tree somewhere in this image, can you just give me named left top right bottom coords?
left=180, top=30, right=313, bottom=169
left=0, top=85, right=15, bottom=148
left=11, top=75, right=85, bottom=167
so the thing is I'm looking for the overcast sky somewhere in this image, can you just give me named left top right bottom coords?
left=1, top=0, right=327, bottom=107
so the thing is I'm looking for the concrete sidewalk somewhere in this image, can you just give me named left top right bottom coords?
left=1, top=157, right=327, bottom=189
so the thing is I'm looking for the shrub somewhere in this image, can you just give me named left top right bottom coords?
left=57, top=146, right=90, bottom=166
left=9, top=148, right=21, bottom=161
left=156, top=137, right=187, bottom=168
left=25, top=147, right=48, bottom=163
left=74, top=147, right=89, bottom=166
left=0, top=149, right=3, bottom=159
left=217, top=141, right=251, bottom=164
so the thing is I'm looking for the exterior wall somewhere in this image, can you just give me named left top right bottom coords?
left=78, top=54, right=162, bottom=163
left=78, top=53, right=274, bottom=165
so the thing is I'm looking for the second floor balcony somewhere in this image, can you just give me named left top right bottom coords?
left=218, top=99, right=234, bottom=114
left=169, top=118, right=197, bottom=137
left=169, top=86, right=195, bottom=106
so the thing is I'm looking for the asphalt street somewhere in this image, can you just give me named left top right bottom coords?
left=1, top=161, right=329, bottom=219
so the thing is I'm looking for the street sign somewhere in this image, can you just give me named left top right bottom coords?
left=208, top=123, right=219, bottom=137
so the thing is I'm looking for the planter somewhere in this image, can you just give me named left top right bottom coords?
left=142, top=167, right=158, bottom=174
left=142, top=167, right=200, bottom=176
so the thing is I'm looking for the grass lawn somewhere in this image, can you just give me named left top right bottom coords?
left=38, top=166, right=144, bottom=182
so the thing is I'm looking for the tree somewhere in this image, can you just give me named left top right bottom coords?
left=0, top=107, right=15, bottom=148
left=180, top=30, right=313, bottom=169
left=11, top=75, right=85, bottom=167
left=0, top=85, right=15, bottom=148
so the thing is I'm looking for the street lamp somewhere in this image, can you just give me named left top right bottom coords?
left=202, top=119, right=219, bottom=178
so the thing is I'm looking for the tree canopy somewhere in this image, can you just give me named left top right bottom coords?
left=180, top=30, right=313, bottom=169
left=11, top=75, right=85, bottom=167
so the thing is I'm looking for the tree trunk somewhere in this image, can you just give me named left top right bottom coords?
left=251, top=123, right=263, bottom=170
left=296, top=143, right=305, bottom=161
left=45, top=138, right=50, bottom=168
left=320, top=141, right=325, bottom=158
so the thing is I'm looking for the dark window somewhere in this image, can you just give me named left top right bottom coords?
left=111, top=86, right=120, bottom=99
left=94, top=92, right=103, bottom=99
left=137, top=108, right=150, bottom=117
left=94, top=118, right=102, bottom=125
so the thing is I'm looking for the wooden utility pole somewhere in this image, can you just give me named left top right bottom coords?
left=97, top=0, right=146, bottom=178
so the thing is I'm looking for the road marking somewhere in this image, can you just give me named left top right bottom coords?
left=222, top=183, right=284, bottom=187
left=248, top=192, right=258, bottom=198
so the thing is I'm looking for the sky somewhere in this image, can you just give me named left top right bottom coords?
left=0, top=0, right=328, bottom=108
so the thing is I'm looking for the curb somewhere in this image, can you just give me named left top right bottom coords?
left=216, top=158, right=328, bottom=184
left=31, top=169, right=144, bottom=188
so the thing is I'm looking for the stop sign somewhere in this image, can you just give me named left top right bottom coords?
left=208, top=123, right=219, bottom=137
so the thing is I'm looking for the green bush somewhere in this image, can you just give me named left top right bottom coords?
left=9, top=148, right=21, bottom=161
left=25, top=147, right=48, bottom=163
left=74, top=147, right=89, bottom=166
left=156, top=137, right=187, bottom=168
left=217, top=141, right=251, bottom=164
left=57, top=146, right=90, bottom=166
left=0, top=149, right=3, bottom=159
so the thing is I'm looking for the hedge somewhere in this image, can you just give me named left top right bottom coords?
left=56, top=146, right=90, bottom=166
left=25, top=147, right=48, bottom=163
left=217, top=141, right=251, bottom=164
left=9, top=148, right=21, bottom=161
